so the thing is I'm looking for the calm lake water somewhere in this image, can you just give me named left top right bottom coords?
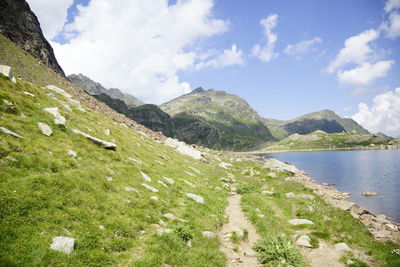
left=261, top=150, right=400, bottom=222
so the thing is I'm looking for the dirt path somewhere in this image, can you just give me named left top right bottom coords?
left=218, top=184, right=260, bottom=266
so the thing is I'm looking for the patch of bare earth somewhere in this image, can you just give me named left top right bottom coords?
left=218, top=184, right=260, bottom=266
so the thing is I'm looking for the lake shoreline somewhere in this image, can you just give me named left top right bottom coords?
left=248, top=145, right=400, bottom=154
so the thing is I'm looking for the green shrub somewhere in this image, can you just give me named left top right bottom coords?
left=253, top=236, right=303, bottom=266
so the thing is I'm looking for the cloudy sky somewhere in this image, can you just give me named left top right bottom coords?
left=27, top=0, right=400, bottom=136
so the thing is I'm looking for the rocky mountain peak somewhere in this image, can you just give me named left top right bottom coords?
left=0, top=0, right=65, bottom=76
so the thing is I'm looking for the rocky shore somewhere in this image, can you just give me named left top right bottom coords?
left=253, top=145, right=400, bottom=154
left=288, top=169, right=400, bottom=244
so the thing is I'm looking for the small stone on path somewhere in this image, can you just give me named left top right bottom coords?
left=296, top=235, right=313, bottom=248
left=334, top=242, right=351, bottom=252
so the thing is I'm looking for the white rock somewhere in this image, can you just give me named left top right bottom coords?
left=43, top=107, right=66, bottom=126
left=264, top=159, right=298, bottom=173
left=38, top=122, right=52, bottom=136
left=155, top=160, right=164, bottom=165
left=305, top=206, right=315, bottom=212
left=202, top=231, right=216, bottom=238
left=124, top=186, right=139, bottom=193
left=186, top=193, right=204, bottom=204
left=163, top=213, right=176, bottom=220
left=0, top=65, right=16, bottom=82
left=296, top=235, right=313, bottom=247
left=158, top=180, right=169, bottom=188
left=0, top=126, right=23, bottom=138
left=188, top=166, right=201, bottom=174
left=219, top=162, right=232, bottom=169
left=261, top=190, right=274, bottom=195
left=141, top=171, right=152, bottom=182
left=46, top=85, right=72, bottom=98
left=334, top=242, right=351, bottom=252
left=162, top=176, right=174, bottom=184
left=362, top=191, right=379, bottom=197
left=72, top=129, right=116, bottom=150
left=181, top=179, right=195, bottom=188
left=288, top=219, right=314, bottom=226
left=2, top=99, right=15, bottom=109
left=268, top=172, right=277, bottom=178
left=50, top=236, right=75, bottom=254
left=67, top=98, right=81, bottom=106
left=76, top=107, right=86, bottom=113
left=128, top=157, right=143, bottom=165
left=105, top=176, right=113, bottom=182
left=150, top=196, right=158, bottom=201
left=257, top=214, right=265, bottom=218
left=142, top=183, right=158, bottom=192
left=285, top=192, right=296, bottom=198
left=104, top=129, right=110, bottom=136
left=67, top=150, right=77, bottom=158
left=184, top=171, right=195, bottom=177
left=24, top=91, right=36, bottom=97
left=385, top=224, right=398, bottom=231
left=165, top=138, right=202, bottom=160
left=297, top=194, right=315, bottom=200
left=99, top=225, right=105, bottom=230
left=123, top=199, right=131, bottom=204
left=157, top=228, right=173, bottom=235
left=346, top=259, right=354, bottom=265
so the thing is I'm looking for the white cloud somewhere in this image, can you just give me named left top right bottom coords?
left=326, top=29, right=379, bottom=73
left=194, top=44, right=245, bottom=70
left=384, top=0, right=400, bottom=12
left=50, top=0, right=229, bottom=104
left=337, top=60, right=394, bottom=86
left=27, top=0, right=73, bottom=40
left=352, top=88, right=400, bottom=136
left=251, top=14, right=279, bottom=62
left=284, top=37, right=322, bottom=55
left=381, top=11, right=400, bottom=39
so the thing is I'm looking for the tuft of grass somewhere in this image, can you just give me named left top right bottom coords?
left=230, top=232, right=240, bottom=244
left=253, top=236, right=304, bottom=266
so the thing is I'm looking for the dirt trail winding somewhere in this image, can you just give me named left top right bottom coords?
left=218, top=184, right=260, bottom=266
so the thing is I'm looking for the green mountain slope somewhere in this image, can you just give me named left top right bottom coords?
left=259, top=130, right=398, bottom=152
left=263, top=109, right=369, bottom=140
left=161, top=88, right=276, bottom=151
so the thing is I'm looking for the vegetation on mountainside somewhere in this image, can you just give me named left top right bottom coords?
left=259, top=130, right=398, bottom=152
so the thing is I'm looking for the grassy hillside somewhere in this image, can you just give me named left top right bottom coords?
left=259, top=130, right=399, bottom=152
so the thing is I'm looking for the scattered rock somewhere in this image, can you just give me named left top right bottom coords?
left=142, top=183, right=158, bottom=192
left=2, top=99, right=15, bottom=109
left=99, top=225, right=105, bottom=230
left=72, top=129, right=116, bottom=150
left=150, top=196, right=158, bottom=201
left=38, top=122, right=52, bottom=136
left=162, top=176, right=174, bottom=184
left=104, top=129, right=110, bottom=136
left=349, top=204, right=370, bottom=217
left=50, top=236, right=75, bottom=254
left=141, top=171, right=152, bottom=182
left=288, top=219, right=314, bottom=226
left=296, top=235, right=313, bottom=248
left=157, top=228, right=173, bottom=235
left=261, top=190, right=274, bottom=195
left=45, top=85, right=72, bottom=98
left=67, top=150, right=77, bottom=158
left=257, top=214, right=265, bottom=218
left=105, top=176, right=113, bottom=182
left=346, top=259, right=354, bottom=265
left=123, top=199, right=131, bottom=204
left=285, top=192, right=296, bottom=198
left=385, top=224, right=398, bottom=231
left=186, top=193, right=204, bottom=204
left=181, top=179, right=195, bottom=188
left=0, top=65, right=16, bottom=82
left=322, top=183, right=335, bottom=186
left=67, top=98, right=80, bottom=106
left=334, top=242, right=351, bottom=252
left=184, top=171, right=195, bottom=177
left=297, top=194, right=315, bottom=200
left=43, top=107, right=66, bottom=126
left=155, top=160, right=164, bottom=165
left=268, top=172, right=277, bottom=178
left=202, top=231, right=216, bottom=238
left=264, top=159, right=298, bottom=173
left=158, top=180, right=169, bottom=188
left=165, top=138, right=202, bottom=160
left=218, top=162, right=232, bottom=169
left=76, top=107, right=86, bottom=113
left=305, top=206, right=315, bottom=212
left=163, top=213, right=176, bottom=220
left=0, top=126, right=24, bottom=138
left=188, top=166, right=201, bottom=174
left=124, top=186, right=139, bottom=193
left=362, top=191, right=379, bottom=197
left=127, top=157, right=143, bottom=165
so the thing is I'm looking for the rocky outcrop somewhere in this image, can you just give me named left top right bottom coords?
left=0, top=0, right=65, bottom=76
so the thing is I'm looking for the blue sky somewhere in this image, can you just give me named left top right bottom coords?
left=27, top=0, right=400, bottom=136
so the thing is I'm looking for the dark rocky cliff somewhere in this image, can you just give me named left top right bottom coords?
left=0, top=0, right=65, bottom=76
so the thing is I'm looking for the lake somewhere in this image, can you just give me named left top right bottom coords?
left=261, top=150, right=400, bottom=222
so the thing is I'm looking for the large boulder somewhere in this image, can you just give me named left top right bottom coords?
left=43, top=107, right=66, bottom=127
left=264, top=159, right=298, bottom=173
left=46, top=85, right=72, bottom=98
